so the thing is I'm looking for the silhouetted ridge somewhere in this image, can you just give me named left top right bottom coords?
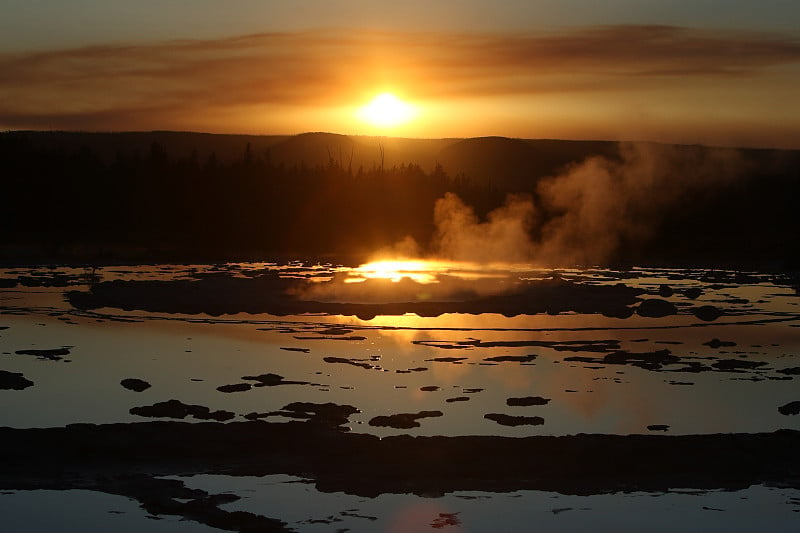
left=437, top=136, right=619, bottom=189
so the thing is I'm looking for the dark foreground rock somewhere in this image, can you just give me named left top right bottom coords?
left=506, top=396, right=550, bottom=406
left=216, top=383, right=252, bottom=393
left=485, top=354, right=538, bottom=363
left=703, top=339, right=737, bottom=349
left=130, top=400, right=235, bottom=421
left=564, top=349, right=682, bottom=372
left=778, top=401, right=800, bottom=416
left=712, top=359, right=768, bottom=372
left=0, top=370, right=34, bottom=390
left=692, top=305, right=723, bottom=321
left=485, top=413, right=545, bottom=426
left=636, top=299, right=677, bottom=318
left=241, top=373, right=311, bottom=387
left=14, top=347, right=70, bottom=361
left=120, top=378, right=151, bottom=392
left=246, top=402, right=359, bottom=429
left=369, top=411, right=443, bottom=429
left=2, top=422, right=797, bottom=499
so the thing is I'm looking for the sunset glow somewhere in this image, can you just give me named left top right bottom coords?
left=357, top=93, right=417, bottom=129
left=346, top=260, right=440, bottom=283
left=0, top=3, right=800, bottom=148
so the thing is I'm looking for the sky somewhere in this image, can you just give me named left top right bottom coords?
left=1, top=0, right=799, bottom=148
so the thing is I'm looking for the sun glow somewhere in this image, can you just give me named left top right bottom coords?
left=343, top=258, right=517, bottom=284
left=357, top=93, right=417, bottom=128
left=346, top=260, right=438, bottom=284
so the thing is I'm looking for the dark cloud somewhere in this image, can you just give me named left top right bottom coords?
left=1, top=26, right=798, bottom=131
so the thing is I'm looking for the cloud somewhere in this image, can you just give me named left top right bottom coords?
left=1, top=26, right=798, bottom=132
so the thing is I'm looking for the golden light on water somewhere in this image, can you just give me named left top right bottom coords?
left=343, top=258, right=527, bottom=284
left=346, top=260, right=440, bottom=284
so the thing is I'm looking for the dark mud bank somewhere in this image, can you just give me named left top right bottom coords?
left=67, top=274, right=646, bottom=318
left=2, top=422, right=798, bottom=497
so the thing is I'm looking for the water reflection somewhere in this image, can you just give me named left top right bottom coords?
left=0, top=262, right=798, bottom=436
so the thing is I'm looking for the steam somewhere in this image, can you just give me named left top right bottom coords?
left=534, top=142, right=746, bottom=265
left=295, top=142, right=749, bottom=306
left=382, top=142, right=747, bottom=267
left=376, top=142, right=748, bottom=268
left=432, top=193, right=536, bottom=264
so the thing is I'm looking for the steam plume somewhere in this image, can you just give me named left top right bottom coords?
left=420, top=142, right=747, bottom=266
left=535, top=142, right=747, bottom=265
left=432, top=193, right=536, bottom=264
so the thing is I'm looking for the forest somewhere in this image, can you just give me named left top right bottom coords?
left=2, top=131, right=798, bottom=268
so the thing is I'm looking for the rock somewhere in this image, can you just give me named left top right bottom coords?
left=241, top=373, right=310, bottom=386
left=445, top=397, right=470, bottom=403
left=711, top=359, right=767, bottom=371
left=276, top=402, right=360, bottom=428
left=120, top=378, right=151, bottom=392
left=216, top=383, right=252, bottom=393
left=602, top=349, right=681, bottom=371
left=484, top=413, right=544, bottom=427
left=703, top=339, right=736, bottom=349
left=0, top=370, right=34, bottom=390
left=778, top=401, right=800, bottom=416
left=692, top=305, right=723, bottom=321
left=683, top=287, right=703, bottom=299
left=673, top=362, right=712, bottom=373
left=658, top=285, right=674, bottom=297
left=647, top=425, right=670, bottom=431
left=279, top=347, right=310, bottom=353
left=323, top=357, right=374, bottom=369
left=602, top=307, right=635, bottom=319
left=777, top=367, right=800, bottom=376
left=317, top=327, right=354, bottom=335
left=636, top=299, right=677, bottom=318
left=506, top=396, right=550, bottom=406
left=14, top=347, right=70, bottom=361
left=420, top=386, right=440, bottom=392
left=130, top=400, right=235, bottom=421
left=368, top=411, right=443, bottom=429
left=484, top=354, right=537, bottom=363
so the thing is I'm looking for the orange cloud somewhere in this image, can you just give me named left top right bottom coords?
left=1, top=26, right=798, bottom=140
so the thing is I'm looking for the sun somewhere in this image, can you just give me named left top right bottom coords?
left=357, top=93, right=417, bottom=128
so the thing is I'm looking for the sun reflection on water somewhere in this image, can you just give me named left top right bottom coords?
left=343, top=258, right=532, bottom=284
left=345, top=260, right=441, bottom=284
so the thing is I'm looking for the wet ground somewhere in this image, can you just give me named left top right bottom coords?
left=1, top=261, right=799, bottom=531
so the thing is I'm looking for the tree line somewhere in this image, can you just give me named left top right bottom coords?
left=1, top=132, right=798, bottom=268
left=0, top=134, right=503, bottom=263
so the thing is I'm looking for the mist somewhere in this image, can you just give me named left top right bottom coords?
left=534, top=142, right=747, bottom=265
left=416, top=142, right=747, bottom=267
left=368, top=142, right=749, bottom=269
left=431, top=192, right=537, bottom=264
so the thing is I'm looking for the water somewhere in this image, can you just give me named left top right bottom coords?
left=1, top=261, right=799, bottom=530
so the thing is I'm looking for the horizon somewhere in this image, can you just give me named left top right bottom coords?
left=5, top=128, right=798, bottom=153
